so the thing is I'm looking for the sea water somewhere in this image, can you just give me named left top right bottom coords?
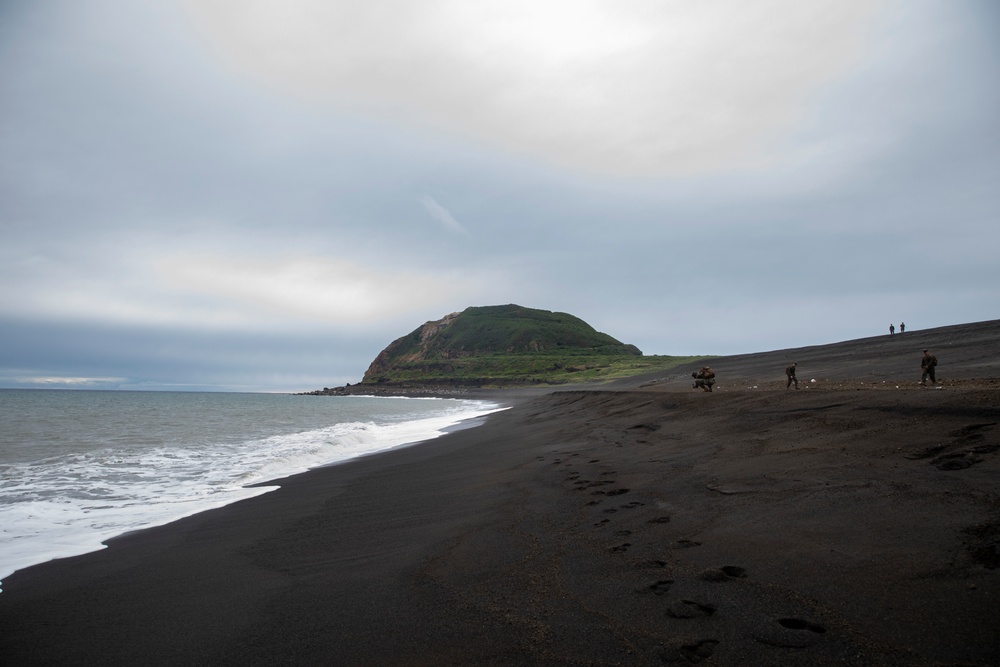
left=0, top=389, right=503, bottom=590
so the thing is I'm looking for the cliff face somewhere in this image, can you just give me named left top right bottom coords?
left=361, top=304, right=641, bottom=384
left=364, top=311, right=462, bottom=380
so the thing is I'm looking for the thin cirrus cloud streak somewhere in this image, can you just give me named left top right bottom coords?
left=180, top=0, right=883, bottom=176
left=418, top=196, right=467, bottom=233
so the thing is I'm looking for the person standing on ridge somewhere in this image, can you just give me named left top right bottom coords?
left=900, top=322, right=906, bottom=333
left=785, top=362, right=799, bottom=389
left=921, top=349, right=938, bottom=385
left=889, top=323, right=895, bottom=335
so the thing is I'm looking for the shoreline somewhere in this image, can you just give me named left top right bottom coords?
left=0, top=394, right=510, bottom=592
left=2, top=321, right=998, bottom=665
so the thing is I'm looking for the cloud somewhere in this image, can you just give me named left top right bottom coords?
left=1, top=0, right=995, bottom=393
left=418, top=195, right=466, bottom=233
left=159, top=253, right=473, bottom=326
left=181, top=0, right=883, bottom=176
left=0, top=236, right=480, bottom=331
left=14, top=376, right=128, bottom=387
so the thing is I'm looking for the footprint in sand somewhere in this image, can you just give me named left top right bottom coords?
left=904, top=445, right=947, bottom=460
left=962, top=521, right=1000, bottom=568
left=648, top=516, right=671, bottom=524
left=637, top=579, right=674, bottom=595
left=609, top=543, right=632, bottom=552
left=754, top=618, right=826, bottom=648
left=667, top=599, right=717, bottom=619
left=951, top=423, right=997, bottom=439
left=676, top=639, right=719, bottom=663
left=628, top=423, right=661, bottom=433
left=592, top=488, right=630, bottom=497
left=778, top=618, right=825, bottom=632
left=906, top=423, right=997, bottom=468
left=933, top=453, right=982, bottom=470
left=700, top=566, right=747, bottom=581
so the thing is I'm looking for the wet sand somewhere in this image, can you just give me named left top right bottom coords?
left=1, top=320, right=998, bottom=665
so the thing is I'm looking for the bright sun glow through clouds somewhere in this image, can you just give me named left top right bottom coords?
left=181, top=0, right=882, bottom=176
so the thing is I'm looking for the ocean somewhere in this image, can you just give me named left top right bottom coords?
left=0, top=389, right=503, bottom=591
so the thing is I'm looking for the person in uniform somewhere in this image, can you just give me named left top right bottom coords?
left=920, top=349, right=938, bottom=385
left=692, top=367, right=715, bottom=392
left=889, top=323, right=895, bottom=335
left=785, top=362, right=799, bottom=389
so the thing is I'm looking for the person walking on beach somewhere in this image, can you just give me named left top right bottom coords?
left=889, top=323, right=895, bottom=336
left=900, top=322, right=906, bottom=333
left=921, top=349, right=938, bottom=385
left=785, top=362, right=799, bottom=389
left=692, top=367, right=715, bottom=392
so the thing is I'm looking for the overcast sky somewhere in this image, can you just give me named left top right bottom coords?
left=1, top=0, right=997, bottom=392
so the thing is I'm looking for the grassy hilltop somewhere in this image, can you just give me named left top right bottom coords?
left=359, top=304, right=698, bottom=387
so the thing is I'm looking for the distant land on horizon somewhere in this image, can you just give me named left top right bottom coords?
left=305, top=304, right=700, bottom=394
left=302, top=312, right=1000, bottom=396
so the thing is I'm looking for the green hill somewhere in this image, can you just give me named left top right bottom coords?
left=360, top=304, right=696, bottom=386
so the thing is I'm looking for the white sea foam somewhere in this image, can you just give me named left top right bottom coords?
left=0, top=392, right=505, bottom=591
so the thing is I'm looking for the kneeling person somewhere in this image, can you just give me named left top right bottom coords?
left=692, top=366, right=716, bottom=392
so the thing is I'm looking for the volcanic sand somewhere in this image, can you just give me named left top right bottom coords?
left=1, top=320, right=998, bottom=665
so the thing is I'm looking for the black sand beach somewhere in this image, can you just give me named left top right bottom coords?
left=2, top=321, right=999, bottom=665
